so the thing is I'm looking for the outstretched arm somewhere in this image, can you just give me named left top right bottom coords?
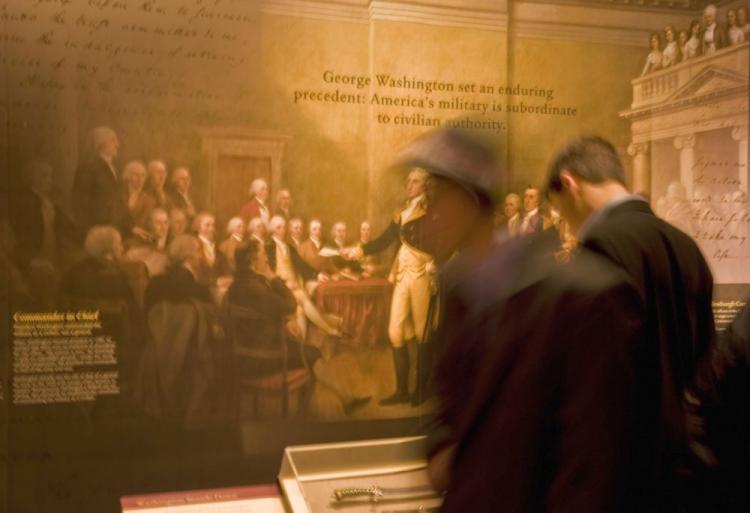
left=363, top=221, right=400, bottom=255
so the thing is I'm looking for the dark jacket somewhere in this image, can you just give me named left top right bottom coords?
left=581, top=199, right=715, bottom=511
left=144, top=266, right=212, bottom=312
left=363, top=208, right=438, bottom=259
left=227, top=270, right=296, bottom=351
left=9, top=187, right=78, bottom=268
left=436, top=234, right=645, bottom=513
left=60, top=256, right=136, bottom=309
left=72, top=156, right=131, bottom=235
left=690, top=300, right=750, bottom=511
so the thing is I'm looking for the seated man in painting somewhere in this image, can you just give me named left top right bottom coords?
left=288, top=217, right=305, bottom=250
left=324, top=221, right=362, bottom=279
left=166, top=167, right=197, bottom=221
left=219, top=216, right=245, bottom=272
left=144, top=234, right=212, bottom=311
left=298, top=218, right=339, bottom=276
left=61, top=225, right=138, bottom=311
left=247, top=216, right=267, bottom=245
left=62, top=225, right=146, bottom=388
left=266, top=215, right=342, bottom=341
left=137, top=234, right=226, bottom=428
left=125, top=208, right=171, bottom=277
left=193, top=211, right=232, bottom=290
left=228, top=240, right=370, bottom=415
left=168, top=207, right=189, bottom=238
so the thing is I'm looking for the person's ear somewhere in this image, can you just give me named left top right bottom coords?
left=559, top=170, right=579, bottom=194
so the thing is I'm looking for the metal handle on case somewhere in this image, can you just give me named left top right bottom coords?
left=333, top=486, right=383, bottom=502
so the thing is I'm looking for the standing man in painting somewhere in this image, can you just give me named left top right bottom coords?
left=240, top=178, right=271, bottom=226
left=73, top=126, right=130, bottom=236
left=167, top=167, right=197, bottom=221
left=545, top=135, right=715, bottom=512
left=519, top=185, right=545, bottom=235
left=344, top=168, right=437, bottom=406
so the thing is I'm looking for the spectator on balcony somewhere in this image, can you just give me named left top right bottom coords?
left=738, top=6, right=750, bottom=40
left=685, top=19, right=703, bottom=60
left=702, top=4, right=727, bottom=54
left=662, top=25, right=680, bottom=67
left=641, top=32, right=663, bottom=76
left=727, top=9, right=745, bottom=45
left=678, top=30, right=689, bottom=62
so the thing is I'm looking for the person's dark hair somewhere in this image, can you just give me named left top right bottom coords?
left=235, top=239, right=261, bottom=271
left=545, top=135, right=626, bottom=195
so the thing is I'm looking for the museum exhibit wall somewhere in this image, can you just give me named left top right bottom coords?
left=1, top=0, right=748, bottom=511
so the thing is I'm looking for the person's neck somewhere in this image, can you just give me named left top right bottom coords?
left=584, top=182, right=631, bottom=212
left=408, top=194, right=424, bottom=206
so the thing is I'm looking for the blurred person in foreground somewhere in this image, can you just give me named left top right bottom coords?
left=687, top=299, right=750, bottom=512
left=417, top=127, right=644, bottom=513
left=544, top=135, right=714, bottom=512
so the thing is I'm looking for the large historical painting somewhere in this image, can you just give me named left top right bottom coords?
left=0, top=0, right=748, bottom=511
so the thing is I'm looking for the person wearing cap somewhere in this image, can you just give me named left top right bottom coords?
left=422, top=130, right=656, bottom=513
left=343, top=167, right=438, bottom=406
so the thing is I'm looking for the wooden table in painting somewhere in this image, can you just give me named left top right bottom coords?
left=315, top=278, right=392, bottom=347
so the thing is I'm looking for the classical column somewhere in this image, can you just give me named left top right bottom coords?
left=628, top=141, right=651, bottom=196
left=673, top=134, right=696, bottom=200
left=732, top=126, right=748, bottom=193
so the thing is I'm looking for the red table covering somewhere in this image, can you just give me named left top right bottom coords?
left=315, top=278, right=392, bottom=347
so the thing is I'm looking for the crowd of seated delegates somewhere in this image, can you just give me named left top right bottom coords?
left=3, top=125, right=379, bottom=417
left=642, top=3, right=750, bottom=76
left=494, top=185, right=576, bottom=262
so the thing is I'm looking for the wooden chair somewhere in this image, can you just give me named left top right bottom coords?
left=225, top=304, right=311, bottom=419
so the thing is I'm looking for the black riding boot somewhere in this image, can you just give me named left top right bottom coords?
left=379, top=346, right=410, bottom=405
left=411, top=342, right=432, bottom=406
